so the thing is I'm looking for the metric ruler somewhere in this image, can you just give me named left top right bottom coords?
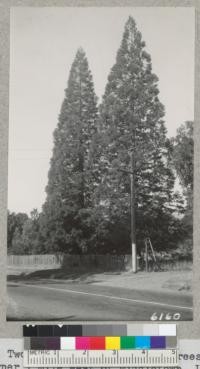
left=24, top=349, right=178, bottom=367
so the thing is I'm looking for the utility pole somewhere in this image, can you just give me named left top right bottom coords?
left=130, top=151, right=137, bottom=273
left=112, top=150, right=137, bottom=272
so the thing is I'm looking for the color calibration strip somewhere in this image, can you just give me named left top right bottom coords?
left=24, top=335, right=177, bottom=350
left=23, top=323, right=176, bottom=337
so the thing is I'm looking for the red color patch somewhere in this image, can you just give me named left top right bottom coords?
left=89, top=336, right=105, bottom=350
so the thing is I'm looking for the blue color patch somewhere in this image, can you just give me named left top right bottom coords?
left=135, top=336, right=151, bottom=349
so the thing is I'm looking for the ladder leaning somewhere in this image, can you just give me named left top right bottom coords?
left=144, top=237, right=162, bottom=272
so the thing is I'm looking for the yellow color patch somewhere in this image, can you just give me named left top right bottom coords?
left=105, top=336, right=120, bottom=350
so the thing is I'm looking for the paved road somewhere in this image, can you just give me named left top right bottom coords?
left=7, top=280, right=192, bottom=321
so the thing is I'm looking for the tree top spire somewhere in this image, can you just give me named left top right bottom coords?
left=124, top=16, right=137, bottom=35
left=120, top=15, right=144, bottom=52
left=76, top=46, right=86, bottom=58
left=125, top=15, right=136, bottom=28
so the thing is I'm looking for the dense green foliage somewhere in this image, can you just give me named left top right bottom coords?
left=8, top=209, right=43, bottom=254
left=171, top=121, right=193, bottom=190
left=8, top=17, right=193, bottom=258
left=40, top=48, right=99, bottom=254
left=170, top=121, right=194, bottom=256
left=96, top=17, right=176, bottom=253
left=7, top=211, right=28, bottom=253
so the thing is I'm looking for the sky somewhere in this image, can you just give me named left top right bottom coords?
left=8, top=7, right=195, bottom=215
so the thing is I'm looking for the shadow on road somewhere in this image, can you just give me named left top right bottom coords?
left=7, top=267, right=121, bottom=283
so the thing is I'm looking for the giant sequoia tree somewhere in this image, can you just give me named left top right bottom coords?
left=42, top=48, right=99, bottom=253
left=97, top=16, right=176, bottom=252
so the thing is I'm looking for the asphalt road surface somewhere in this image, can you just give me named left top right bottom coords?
left=7, top=280, right=192, bottom=321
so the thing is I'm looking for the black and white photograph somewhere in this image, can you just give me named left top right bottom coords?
left=7, top=7, right=194, bottom=321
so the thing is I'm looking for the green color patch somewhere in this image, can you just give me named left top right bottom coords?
left=120, top=336, right=135, bottom=349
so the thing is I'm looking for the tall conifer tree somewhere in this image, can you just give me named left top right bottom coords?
left=98, top=16, right=175, bottom=251
left=42, top=48, right=99, bottom=253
